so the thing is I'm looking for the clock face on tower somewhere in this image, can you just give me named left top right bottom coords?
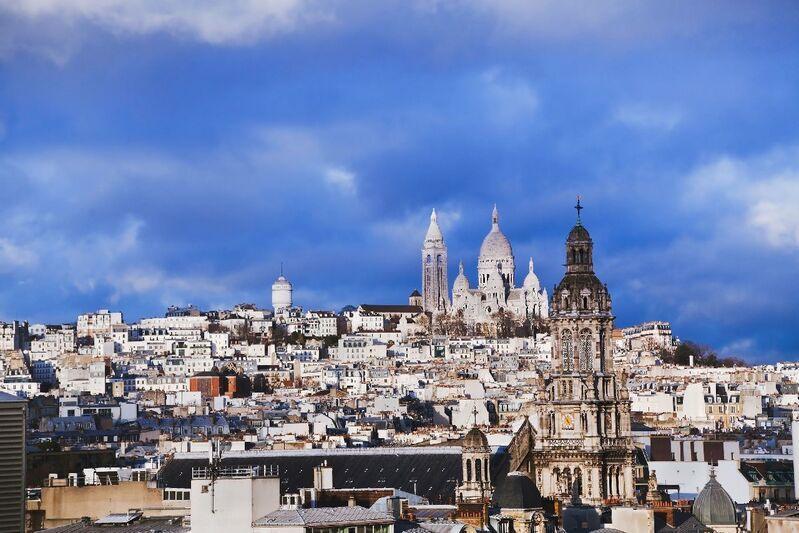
left=562, top=414, right=574, bottom=431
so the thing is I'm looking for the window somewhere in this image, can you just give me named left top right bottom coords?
left=561, top=329, right=574, bottom=371
left=579, top=329, right=592, bottom=371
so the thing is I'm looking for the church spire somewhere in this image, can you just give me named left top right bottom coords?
left=424, top=208, right=444, bottom=244
left=491, top=204, right=499, bottom=226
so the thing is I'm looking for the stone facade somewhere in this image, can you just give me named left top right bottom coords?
left=528, top=203, right=635, bottom=507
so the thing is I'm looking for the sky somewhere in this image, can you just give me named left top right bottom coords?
left=1, top=1, right=799, bottom=363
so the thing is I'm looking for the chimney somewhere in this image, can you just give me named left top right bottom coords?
left=348, top=495, right=356, bottom=507
left=386, top=496, right=407, bottom=520
left=313, top=460, right=334, bottom=490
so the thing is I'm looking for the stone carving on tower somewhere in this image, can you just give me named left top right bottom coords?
left=527, top=198, right=635, bottom=507
left=422, top=209, right=449, bottom=313
left=448, top=205, right=548, bottom=325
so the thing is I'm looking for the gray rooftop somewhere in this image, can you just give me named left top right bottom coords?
left=254, top=506, right=393, bottom=526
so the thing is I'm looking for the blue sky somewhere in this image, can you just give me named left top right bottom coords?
left=1, top=1, right=799, bottom=362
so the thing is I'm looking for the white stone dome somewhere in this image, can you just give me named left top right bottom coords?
left=272, top=274, right=292, bottom=290
left=453, top=261, right=470, bottom=291
left=479, top=205, right=513, bottom=261
left=523, top=257, right=540, bottom=290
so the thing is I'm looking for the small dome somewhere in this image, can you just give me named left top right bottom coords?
left=462, top=427, right=489, bottom=450
left=479, top=206, right=513, bottom=260
left=567, top=223, right=591, bottom=243
left=692, top=471, right=737, bottom=526
left=453, top=261, right=470, bottom=291
left=523, top=257, right=540, bottom=290
left=492, top=471, right=541, bottom=509
left=272, top=275, right=292, bottom=289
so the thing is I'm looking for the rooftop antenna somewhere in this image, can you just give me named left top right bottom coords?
left=208, top=436, right=223, bottom=514
left=280, top=261, right=284, bottom=276
left=575, top=195, right=583, bottom=225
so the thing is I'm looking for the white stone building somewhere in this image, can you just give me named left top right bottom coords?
left=77, top=309, right=123, bottom=338
left=430, top=206, right=549, bottom=325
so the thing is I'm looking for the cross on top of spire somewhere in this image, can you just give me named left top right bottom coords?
left=575, top=195, right=583, bottom=225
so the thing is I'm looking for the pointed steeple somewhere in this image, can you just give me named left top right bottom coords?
left=528, top=257, right=534, bottom=272
left=491, top=204, right=499, bottom=226
left=424, top=208, right=444, bottom=244
left=459, top=260, right=464, bottom=275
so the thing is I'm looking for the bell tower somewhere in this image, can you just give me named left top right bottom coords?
left=530, top=198, right=635, bottom=507
left=457, top=426, right=492, bottom=502
left=422, top=209, right=449, bottom=313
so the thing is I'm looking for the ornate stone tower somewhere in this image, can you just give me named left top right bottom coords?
left=529, top=198, right=635, bottom=507
left=422, top=209, right=449, bottom=313
left=457, top=426, right=492, bottom=502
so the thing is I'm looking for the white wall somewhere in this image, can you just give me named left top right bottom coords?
left=191, top=476, right=280, bottom=533
left=647, top=460, right=750, bottom=503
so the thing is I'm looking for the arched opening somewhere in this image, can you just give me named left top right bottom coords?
left=579, top=329, right=593, bottom=371
left=561, top=329, right=574, bottom=371
left=475, top=458, right=482, bottom=482
left=466, top=459, right=472, bottom=481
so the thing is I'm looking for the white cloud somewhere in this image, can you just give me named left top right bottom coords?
left=2, top=0, right=329, bottom=45
left=373, top=206, right=462, bottom=251
left=612, top=103, right=683, bottom=132
left=479, top=69, right=538, bottom=127
left=0, top=238, right=38, bottom=270
left=719, top=338, right=755, bottom=357
left=684, top=145, right=799, bottom=249
left=324, top=167, right=357, bottom=195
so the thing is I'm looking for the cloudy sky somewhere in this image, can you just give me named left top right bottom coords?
left=1, top=1, right=799, bottom=362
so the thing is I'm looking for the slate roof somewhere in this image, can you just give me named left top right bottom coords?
left=360, top=305, right=423, bottom=314
left=253, top=506, right=392, bottom=526
left=158, top=447, right=507, bottom=505
left=41, top=517, right=187, bottom=533
left=492, top=471, right=541, bottom=509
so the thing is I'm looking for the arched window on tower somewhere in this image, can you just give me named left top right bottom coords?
left=579, top=329, right=593, bottom=371
left=475, top=459, right=482, bottom=482
left=466, top=459, right=472, bottom=481
left=561, top=329, right=574, bottom=371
